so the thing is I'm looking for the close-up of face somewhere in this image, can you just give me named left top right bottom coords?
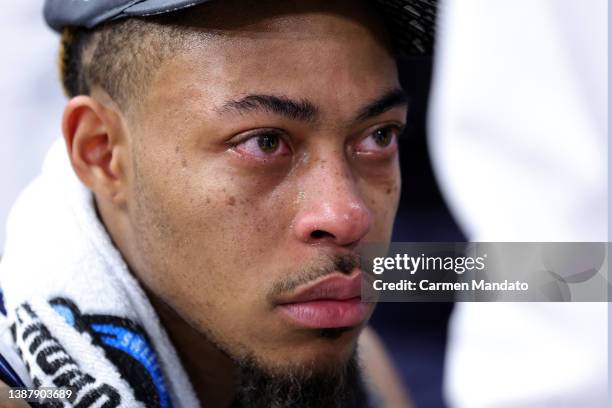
left=3, top=1, right=608, bottom=407
left=84, top=0, right=405, bottom=387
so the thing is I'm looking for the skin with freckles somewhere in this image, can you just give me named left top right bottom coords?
left=63, top=0, right=406, bottom=405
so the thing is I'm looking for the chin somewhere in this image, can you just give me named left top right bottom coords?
left=255, top=327, right=363, bottom=375
left=233, top=348, right=366, bottom=408
left=241, top=352, right=359, bottom=385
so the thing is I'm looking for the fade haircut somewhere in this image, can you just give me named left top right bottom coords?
left=59, top=18, right=181, bottom=109
left=57, top=0, right=389, bottom=111
left=57, top=5, right=222, bottom=109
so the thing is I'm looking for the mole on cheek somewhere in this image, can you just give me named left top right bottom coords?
left=387, top=184, right=399, bottom=195
left=227, top=196, right=236, bottom=206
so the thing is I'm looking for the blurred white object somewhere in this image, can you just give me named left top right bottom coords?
left=0, top=1, right=64, bottom=252
left=429, top=0, right=608, bottom=407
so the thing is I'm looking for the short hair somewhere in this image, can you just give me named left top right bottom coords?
left=58, top=5, right=220, bottom=109
left=57, top=0, right=391, bottom=110
left=59, top=18, right=179, bottom=109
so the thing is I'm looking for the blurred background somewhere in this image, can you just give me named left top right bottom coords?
left=0, top=1, right=608, bottom=407
left=0, top=1, right=64, bottom=252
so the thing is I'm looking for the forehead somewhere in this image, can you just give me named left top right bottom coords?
left=143, top=8, right=398, bottom=123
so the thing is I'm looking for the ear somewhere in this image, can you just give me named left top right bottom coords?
left=62, top=95, right=129, bottom=206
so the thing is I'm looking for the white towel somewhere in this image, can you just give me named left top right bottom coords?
left=0, top=139, right=200, bottom=407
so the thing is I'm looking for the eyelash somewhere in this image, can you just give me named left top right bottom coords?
left=229, top=123, right=405, bottom=161
left=229, top=129, right=292, bottom=160
left=353, top=123, right=405, bottom=156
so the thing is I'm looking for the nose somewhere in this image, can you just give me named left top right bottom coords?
left=293, top=160, right=373, bottom=248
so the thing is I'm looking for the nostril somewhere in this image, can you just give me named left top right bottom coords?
left=311, top=230, right=334, bottom=240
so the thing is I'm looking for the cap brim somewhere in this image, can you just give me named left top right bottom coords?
left=127, top=0, right=436, bottom=56
left=44, top=0, right=436, bottom=56
left=122, top=0, right=211, bottom=17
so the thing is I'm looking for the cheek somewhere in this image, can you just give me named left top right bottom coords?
left=129, top=156, right=305, bottom=357
left=129, top=151, right=291, bottom=300
left=362, top=171, right=401, bottom=240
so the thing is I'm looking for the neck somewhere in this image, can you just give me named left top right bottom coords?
left=147, top=290, right=238, bottom=407
left=94, top=197, right=238, bottom=405
left=95, top=197, right=238, bottom=406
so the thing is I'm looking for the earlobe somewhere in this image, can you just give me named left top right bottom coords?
left=62, top=95, right=127, bottom=204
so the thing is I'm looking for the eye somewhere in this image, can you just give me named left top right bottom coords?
left=354, top=124, right=402, bottom=155
left=372, top=127, right=394, bottom=147
left=257, top=133, right=280, bottom=153
left=232, top=129, right=291, bottom=160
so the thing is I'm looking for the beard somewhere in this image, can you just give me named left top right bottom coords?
left=230, top=351, right=370, bottom=408
left=225, top=252, right=370, bottom=407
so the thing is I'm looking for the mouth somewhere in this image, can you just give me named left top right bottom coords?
left=274, top=270, right=372, bottom=329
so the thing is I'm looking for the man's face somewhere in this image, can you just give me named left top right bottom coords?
left=122, top=1, right=404, bottom=374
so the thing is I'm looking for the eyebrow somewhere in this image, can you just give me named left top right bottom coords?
left=219, top=94, right=319, bottom=123
left=354, top=88, right=409, bottom=122
left=218, top=88, right=408, bottom=124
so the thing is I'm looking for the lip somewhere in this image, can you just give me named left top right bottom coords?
left=275, top=271, right=371, bottom=329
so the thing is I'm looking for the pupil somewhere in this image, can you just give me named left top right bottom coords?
left=374, top=129, right=392, bottom=146
left=257, top=134, right=279, bottom=152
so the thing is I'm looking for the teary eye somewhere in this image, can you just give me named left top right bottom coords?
left=371, top=127, right=394, bottom=147
left=256, top=133, right=280, bottom=153
left=231, top=129, right=292, bottom=161
left=354, top=124, right=403, bottom=156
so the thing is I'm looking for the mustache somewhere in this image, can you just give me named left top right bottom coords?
left=267, top=253, right=361, bottom=301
